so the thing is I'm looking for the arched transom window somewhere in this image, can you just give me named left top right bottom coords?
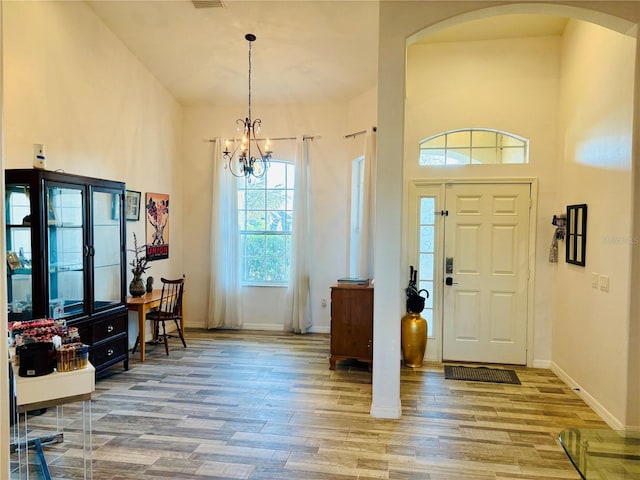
left=419, top=128, right=529, bottom=165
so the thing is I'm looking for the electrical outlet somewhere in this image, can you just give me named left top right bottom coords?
left=592, top=273, right=599, bottom=289
left=33, top=144, right=46, bottom=169
left=321, top=298, right=327, bottom=308
left=599, top=275, right=610, bottom=292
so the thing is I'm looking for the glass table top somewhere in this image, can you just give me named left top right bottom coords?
left=559, top=428, right=640, bottom=479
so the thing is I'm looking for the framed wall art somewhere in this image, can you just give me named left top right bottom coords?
left=145, top=192, right=170, bottom=261
left=125, top=190, right=141, bottom=221
left=566, top=203, right=587, bottom=266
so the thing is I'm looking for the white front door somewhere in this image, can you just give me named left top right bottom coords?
left=442, top=183, right=530, bottom=365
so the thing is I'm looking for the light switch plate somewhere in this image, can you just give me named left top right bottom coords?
left=599, top=275, right=610, bottom=292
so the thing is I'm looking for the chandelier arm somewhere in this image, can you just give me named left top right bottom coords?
left=223, top=143, right=246, bottom=177
left=227, top=158, right=245, bottom=178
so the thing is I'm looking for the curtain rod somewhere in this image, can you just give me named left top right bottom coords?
left=208, top=135, right=320, bottom=142
left=344, top=126, right=377, bottom=139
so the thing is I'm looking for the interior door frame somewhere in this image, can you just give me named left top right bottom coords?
left=406, top=177, right=538, bottom=366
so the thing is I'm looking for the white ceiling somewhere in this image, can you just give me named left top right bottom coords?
left=86, top=1, right=568, bottom=107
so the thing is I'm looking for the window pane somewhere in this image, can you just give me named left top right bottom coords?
left=447, top=148, right=471, bottom=165
left=419, top=226, right=435, bottom=252
left=266, top=211, right=287, bottom=231
left=266, top=235, right=286, bottom=257
left=471, top=147, right=498, bottom=164
left=283, top=211, right=293, bottom=231
left=420, top=198, right=435, bottom=224
left=245, top=234, right=265, bottom=256
left=245, top=176, right=265, bottom=189
left=501, top=147, right=526, bottom=164
left=447, top=131, right=470, bottom=148
left=267, top=162, right=287, bottom=188
left=237, top=190, right=246, bottom=210
left=422, top=308, right=434, bottom=336
left=246, top=211, right=266, bottom=230
left=286, top=191, right=295, bottom=211
left=246, top=190, right=265, bottom=210
left=498, top=133, right=525, bottom=148
left=472, top=130, right=496, bottom=148
left=419, top=149, right=446, bottom=166
left=266, top=255, right=287, bottom=282
left=287, top=164, right=296, bottom=183
left=419, top=253, right=434, bottom=281
left=266, top=190, right=286, bottom=210
left=245, top=256, right=265, bottom=282
left=423, top=135, right=445, bottom=148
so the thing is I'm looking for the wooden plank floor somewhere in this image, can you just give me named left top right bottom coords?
left=13, top=330, right=606, bottom=479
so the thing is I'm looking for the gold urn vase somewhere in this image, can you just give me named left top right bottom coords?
left=401, top=312, right=427, bottom=367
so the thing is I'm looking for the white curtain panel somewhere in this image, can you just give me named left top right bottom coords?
left=207, top=138, right=242, bottom=329
left=286, top=137, right=312, bottom=333
left=357, top=127, right=377, bottom=279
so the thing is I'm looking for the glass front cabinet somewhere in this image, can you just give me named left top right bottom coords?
left=5, top=169, right=128, bottom=373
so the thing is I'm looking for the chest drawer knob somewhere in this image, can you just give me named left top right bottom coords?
left=107, top=348, right=114, bottom=357
left=107, top=324, right=114, bottom=333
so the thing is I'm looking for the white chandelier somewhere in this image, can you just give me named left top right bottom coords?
left=224, top=33, right=272, bottom=179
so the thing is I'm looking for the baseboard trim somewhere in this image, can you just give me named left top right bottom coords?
left=241, top=323, right=283, bottom=331
left=370, top=401, right=402, bottom=419
left=238, top=323, right=330, bottom=334
left=550, top=361, right=625, bottom=430
left=532, top=359, right=551, bottom=369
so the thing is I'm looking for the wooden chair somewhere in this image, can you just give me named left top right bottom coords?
left=133, top=276, right=186, bottom=356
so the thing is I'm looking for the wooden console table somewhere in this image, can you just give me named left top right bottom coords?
left=126, top=289, right=185, bottom=362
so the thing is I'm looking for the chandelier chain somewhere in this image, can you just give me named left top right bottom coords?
left=247, top=38, right=252, bottom=123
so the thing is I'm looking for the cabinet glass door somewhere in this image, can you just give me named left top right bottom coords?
left=5, top=184, right=33, bottom=321
left=92, top=189, right=123, bottom=310
left=47, top=183, right=85, bottom=319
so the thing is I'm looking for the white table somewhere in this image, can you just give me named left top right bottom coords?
left=12, top=361, right=95, bottom=479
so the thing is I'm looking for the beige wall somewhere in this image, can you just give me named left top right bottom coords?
left=2, top=1, right=184, bottom=343
left=553, top=19, right=635, bottom=428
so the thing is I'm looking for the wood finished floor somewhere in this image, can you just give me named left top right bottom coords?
left=13, top=330, right=607, bottom=479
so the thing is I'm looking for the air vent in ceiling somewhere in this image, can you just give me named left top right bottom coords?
left=192, top=0, right=224, bottom=8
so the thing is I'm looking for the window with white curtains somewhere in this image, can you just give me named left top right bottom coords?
left=237, top=160, right=295, bottom=285
left=349, top=156, right=365, bottom=276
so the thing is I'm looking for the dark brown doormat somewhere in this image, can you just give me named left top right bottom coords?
left=444, top=365, right=521, bottom=385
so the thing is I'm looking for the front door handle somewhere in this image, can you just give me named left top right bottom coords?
left=445, top=277, right=459, bottom=286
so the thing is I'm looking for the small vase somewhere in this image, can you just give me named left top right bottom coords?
left=129, top=274, right=146, bottom=297
left=401, top=312, right=428, bottom=367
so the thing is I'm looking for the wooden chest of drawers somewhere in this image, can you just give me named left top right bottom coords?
left=329, top=285, right=373, bottom=370
left=73, top=308, right=128, bottom=374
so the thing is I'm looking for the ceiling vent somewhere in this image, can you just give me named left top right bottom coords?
left=192, top=0, right=224, bottom=8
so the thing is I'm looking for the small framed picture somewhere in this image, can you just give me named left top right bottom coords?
left=125, top=190, right=141, bottom=221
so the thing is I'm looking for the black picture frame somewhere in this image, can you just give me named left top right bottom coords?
left=125, top=190, right=141, bottom=221
left=566, top=204, right=587, bottom=266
